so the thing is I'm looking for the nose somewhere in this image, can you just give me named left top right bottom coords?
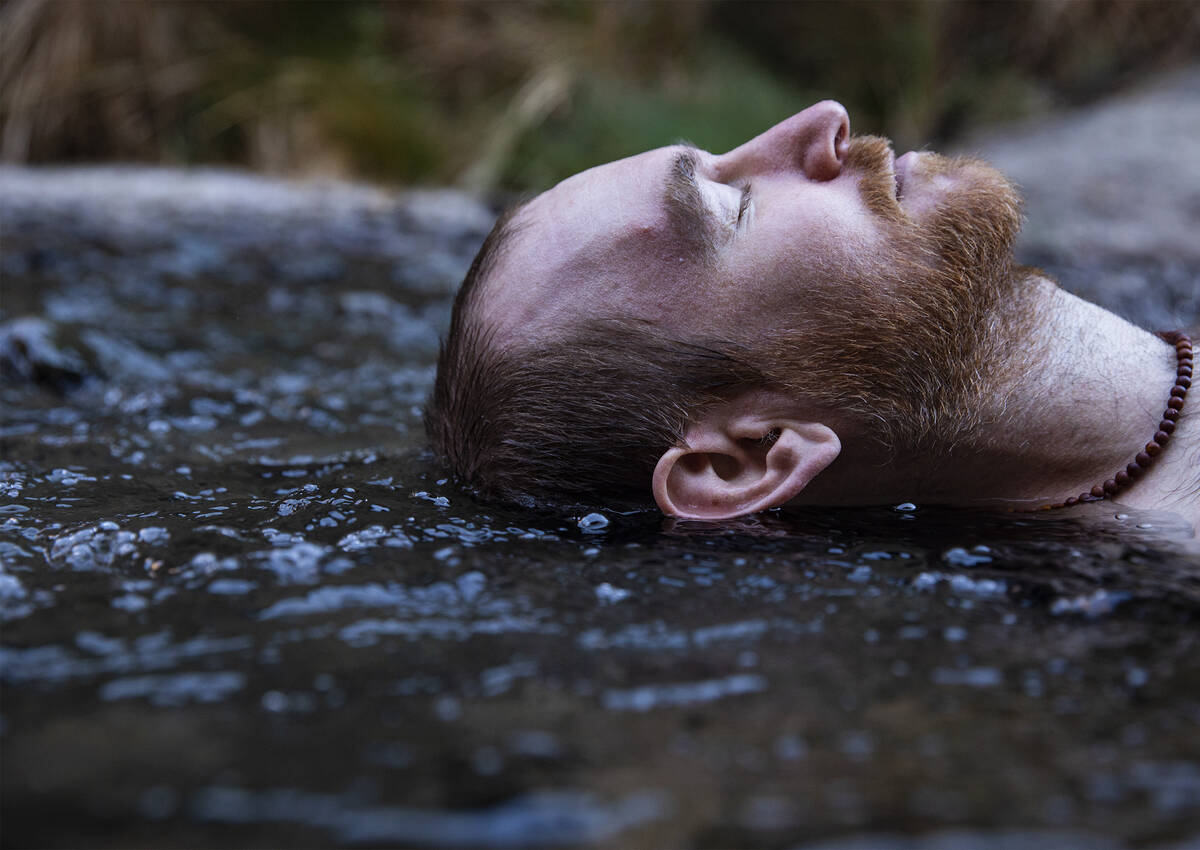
left=716, top=100, right=850, bottom=182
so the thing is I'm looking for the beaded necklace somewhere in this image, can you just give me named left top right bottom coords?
left=1033, top=330, right=1192, bottom=510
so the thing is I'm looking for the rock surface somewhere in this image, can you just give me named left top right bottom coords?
left=959, top=65, right=1200, bottom=329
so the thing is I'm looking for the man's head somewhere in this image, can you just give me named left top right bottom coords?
left=426, top=101, right=1024, bottom=517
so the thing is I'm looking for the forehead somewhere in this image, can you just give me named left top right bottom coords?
left=483, top=146, right=697, bottom=345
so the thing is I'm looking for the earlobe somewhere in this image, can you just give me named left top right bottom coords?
left=652, top=417, right=840, bottom=520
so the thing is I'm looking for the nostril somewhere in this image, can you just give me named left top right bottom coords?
left=834, top=116, right=850, bottom=160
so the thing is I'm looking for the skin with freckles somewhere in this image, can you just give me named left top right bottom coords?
left=429, top=101, right=1199, bottom=537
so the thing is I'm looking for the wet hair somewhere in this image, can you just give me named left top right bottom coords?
left=424, top=208, right=764, bottom=510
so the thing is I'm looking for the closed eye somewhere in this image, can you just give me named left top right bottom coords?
left=736, top=184, right=752, bottom=225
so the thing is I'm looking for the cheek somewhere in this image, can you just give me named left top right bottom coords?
left=746, top=216, right=889, bottom=294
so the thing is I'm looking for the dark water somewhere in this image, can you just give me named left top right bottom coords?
left=2, top=169, right=1199, bottom=849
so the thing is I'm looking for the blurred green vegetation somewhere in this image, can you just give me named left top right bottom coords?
left=2, top=0, right=1197, bottom=195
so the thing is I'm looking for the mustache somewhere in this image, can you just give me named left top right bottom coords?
left=844, top=135, right=905, bottom=223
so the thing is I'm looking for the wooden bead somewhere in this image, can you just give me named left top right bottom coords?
left=1025, top=331, right=1189, bottom=513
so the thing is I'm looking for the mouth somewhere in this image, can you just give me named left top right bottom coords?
left=893, top=151, right=915, bottom=201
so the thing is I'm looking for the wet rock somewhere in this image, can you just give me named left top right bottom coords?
left=0, top=165, right=495, bottom=298
left=960, top=66, right=1200, bottom=329
left=0, top=317, right=92, bottom=391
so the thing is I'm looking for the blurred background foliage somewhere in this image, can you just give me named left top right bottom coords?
left=2, top=0, right=1198, bottom=195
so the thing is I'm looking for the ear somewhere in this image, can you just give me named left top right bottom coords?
left=652, top=412, right=840, bottom=520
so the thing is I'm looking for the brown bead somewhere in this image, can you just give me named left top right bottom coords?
left=1103, top=479, right=1120, bottom=495
left=1091, top=484, right=1106, bottom=498
left=1145, top=441, right=1162, bottom=457
left=1168, top=397, right=1184, bottom=411
left=1064, top=496, right=1078, bottom=507
left=1164, top=408, right=1180, bottom=421
left=1115, top=470, right=1131, bottom=486
left=1179, top=365, right=1193, bottom=378
left=1171, top=385, right=1187, bottom=399
left=1136, top=451, right=1152, bottom=466
left=1179, top=376, right=1192, bottom=389
left=1154, top=430, right=1171, bottom=444
left=1127, top=461, right=1143, bottom=476
left=1160, top=419, right=1177, bottom=434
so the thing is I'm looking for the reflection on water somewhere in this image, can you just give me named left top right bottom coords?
left=2, top=167, right=1199, bottom=848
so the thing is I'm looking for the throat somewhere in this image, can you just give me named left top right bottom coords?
left=941, top=276, right=1195, bottom=517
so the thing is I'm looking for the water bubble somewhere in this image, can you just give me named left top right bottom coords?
left=455, top=571, right=486, bottom=603
left=138, top=526, right=170, bottom=545
left=847, top=566, right=872, bottom=583
left=508, top=729, right=561, bottom=759
left=472, top=746, right=504, bottom=776
left=893, top=502, right=917, bottom=511
left=577, top=512, right=609, bottom=532
left=434, top=696, right=461, bottom=722
left=774, top=733, right=808, bottom=761
left=943, top=546, right=994, bottom=567
left=839, top=731, right=875, bottom=760
left=931, top=667, right=1003, bottom=687
left=111, top=594, right=148, bottom=612
left=594, top=583, right=631, bottom=604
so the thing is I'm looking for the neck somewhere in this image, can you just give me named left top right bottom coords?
left=809, top=274, right=1200, bottom=528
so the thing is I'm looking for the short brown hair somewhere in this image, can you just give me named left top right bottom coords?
left=425, top=209, right=764, bottom=510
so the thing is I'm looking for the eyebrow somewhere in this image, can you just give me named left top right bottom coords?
left=663, top=145, right=720, bottom=261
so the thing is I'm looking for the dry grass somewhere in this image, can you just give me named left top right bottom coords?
left=2, top=0, right=1196, bottom=188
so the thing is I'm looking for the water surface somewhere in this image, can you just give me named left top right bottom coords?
left=2, top=166, right=1199, bottom=848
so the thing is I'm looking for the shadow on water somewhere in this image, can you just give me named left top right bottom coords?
left=2, top=166, right=1199, bottom=848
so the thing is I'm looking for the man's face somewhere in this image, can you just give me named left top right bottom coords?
left=485, top=100, right=1023, bottom=441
